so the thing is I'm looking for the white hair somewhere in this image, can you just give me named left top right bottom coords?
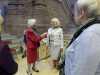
left=27, top=19, right=36, bottom=27
left=76, top=0, right=100, bottom=17
left=51, top=18, right=60, bottom=22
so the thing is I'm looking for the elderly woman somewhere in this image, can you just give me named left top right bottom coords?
left=24, top=19, right=43, bottom=75
left=47, top=18, right=64, bottom=69
left=64, top=0, right=100, bottom=75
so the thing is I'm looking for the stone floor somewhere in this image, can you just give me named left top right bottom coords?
left=15, top=57, right=59, bottom=75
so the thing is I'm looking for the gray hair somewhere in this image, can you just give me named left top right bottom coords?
left=75, top=0, right=100, bottom=18
left=27, top=19, right=36, bottom=27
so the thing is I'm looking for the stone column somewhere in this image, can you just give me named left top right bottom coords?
left=24, top=0, right=50, bottom=33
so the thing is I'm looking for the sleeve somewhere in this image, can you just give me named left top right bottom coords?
left=40, top=32, right=48, bottom=40
left=27, top=31, right=39, bottom=42
left=60, top=28, right=64, bottom=48
left=0, top=45, right=18, bottom=74
left=65, top=31, right=100, bottom=75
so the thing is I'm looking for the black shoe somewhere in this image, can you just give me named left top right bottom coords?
left=22, top=55, right=25, bottom=58
left=22, top=54, right=26, bottom=58
left=29, top=74, right=32, bottom=75
left=26, top=71, right=32, bottom=75
left=32, top=67, right=39, bottom=72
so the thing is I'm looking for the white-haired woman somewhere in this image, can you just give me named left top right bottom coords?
left=47, top=18, right=64, bottom=70
left=64, top=0, right=100, bottom=75
left=24, top=19, right=42, bottom=75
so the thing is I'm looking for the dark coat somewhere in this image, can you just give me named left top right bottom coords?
left=0, top=41, right=18, bottom=75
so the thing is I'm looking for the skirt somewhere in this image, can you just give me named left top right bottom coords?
left=49, top=45, right=61, bottom=60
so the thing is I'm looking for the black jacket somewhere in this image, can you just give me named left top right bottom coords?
left=0, top=41, right=18, bottom=75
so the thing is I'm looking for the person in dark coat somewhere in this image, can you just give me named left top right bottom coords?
left=0, top=39, right=18, bottom=75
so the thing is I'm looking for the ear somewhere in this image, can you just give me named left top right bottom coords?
left=78, top=9, right=85, bottom=19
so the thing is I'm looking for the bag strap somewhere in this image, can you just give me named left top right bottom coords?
left=67, top=18, right=100, bottom=47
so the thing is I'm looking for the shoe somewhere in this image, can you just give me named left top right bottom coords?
left=32, top=67, right=39, bottom=72
left=29, top=74, right=32, bottom=75
left=26, top=71, right=32, bottom=75
left=22, top=55, right=25, bottom=58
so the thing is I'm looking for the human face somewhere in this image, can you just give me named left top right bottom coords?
left=51, top=20, right=61, bottom=28
left=51, top=21, right=57, bottom=27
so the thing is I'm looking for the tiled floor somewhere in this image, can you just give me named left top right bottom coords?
left=15, top=57, right=59, bottom=75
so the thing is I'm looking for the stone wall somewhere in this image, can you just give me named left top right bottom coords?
left=1, top=0, right=76, bottom=36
